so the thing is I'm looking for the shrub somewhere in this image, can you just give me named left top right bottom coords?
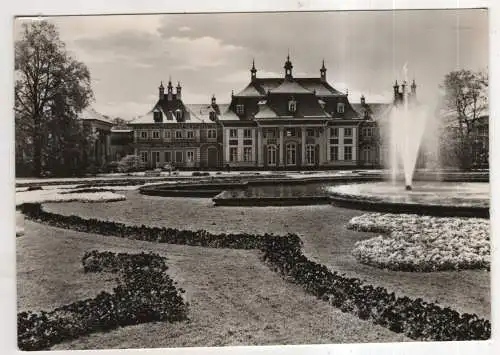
left=117, top=155, right=146, bottom=173
left=18, top=251, right=188, bottom=351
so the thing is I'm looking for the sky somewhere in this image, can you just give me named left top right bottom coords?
left=15, top=9, right=488, bottom=120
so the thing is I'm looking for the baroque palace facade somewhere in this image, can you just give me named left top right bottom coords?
left=127, top=56, right=389, bottom=170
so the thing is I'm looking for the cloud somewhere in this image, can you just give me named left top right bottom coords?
left=23, top=10, right=487, bottom=119
left=165, top=36, right=246, bottom=70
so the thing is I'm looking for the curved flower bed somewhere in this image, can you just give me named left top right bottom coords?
left=348, top=213, right=490, bottom=272
left=16, top=190, right=126, bottom=206
left=18, top=250, right=188, bottom=351
left=19, top=203, right=491, bottom=341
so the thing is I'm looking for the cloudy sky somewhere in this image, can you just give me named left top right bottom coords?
left=16, top=9, right=488, bottom=120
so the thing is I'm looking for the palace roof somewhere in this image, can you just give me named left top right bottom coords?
left=78, top=107, right=113, bottom=125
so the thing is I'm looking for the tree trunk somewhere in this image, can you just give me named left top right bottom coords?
left=33, top=116, right=42, bottom=177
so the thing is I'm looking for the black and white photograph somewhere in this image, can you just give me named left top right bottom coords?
left=4, top=1, right=495, bottom=354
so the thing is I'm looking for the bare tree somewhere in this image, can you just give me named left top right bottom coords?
left=440, top=69, right=488, bottom=169
left=15, top=21, right=94, bottom=176
left=441, top=69, right=488, bottom=136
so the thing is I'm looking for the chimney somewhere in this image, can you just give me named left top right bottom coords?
left=360, top=94, right=366, bottom=105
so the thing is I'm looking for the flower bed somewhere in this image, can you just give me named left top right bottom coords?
left=16, top=190, right=126, bottom=206
left=260, top=236, right=490, bottom=341
left=18, top=250, right=188, bottom=351
left=19, top=203, right=278, bottom=249
left=18, top=203, right=491, bottom=341
left=348, top=213, right=490, bottom=272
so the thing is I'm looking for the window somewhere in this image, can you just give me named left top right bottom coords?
left=229, top=129, right=238, bottom=138
left=307, top=128, right=315, bottom=137
left=229, top=147, right=238, bottom=162
left=267, top=145, right=277, bottom=165
left=243, top=147, right=252, bottom=162
left=362, top=127, right=373, bottom=137
left=344, top=138, right=353, bottom=144
left=209, top=111, right=216, bottom=121
left=152, top=130, right=160, bottom=139
left=285, top=128, right=296, bottom=137
left=243, top=139, right=253, bottom=146
left=288, top=99, right=297, bottom=113
left=153, top=111, right=162, bottom=122
left=244, top=129, right=252, bottom=138
left=186, top=151, right=195, bottom=162
left=164, top=130, right=171, bottom=139
left=140, top=131, right=148, bottom=139
left=175, top=110, right=182, bottom=121
left=337, top=102, right=345, bottom=113
left=152, top=151, right=160, bottom=166
left=306, top=145, right=315, bottom=164
left=187, top=130, right=194, bottom=139
left=264, top=129, right=276, bottom=139
left=140, top=151, right=149, bottom=163
left=344, top=146, right=353, bottom=161
left=236, top=104, right=244, bottom=115
left=330, top=127, right=339, bottom=137
left=229, top=140, right=238, bottom=146
left=164, top=151, right=172, bottom=162
left=175, top=130, right=183, bottom=139
left=286, top=143, right=296, bottom=165
left=167, top=111, right=173, bottom=120
left=344, top=128, right=353, bottom=137
left=207, top=129, right=217, bottom=139
left=175, top=151, right=183, bottom=163
left=330, top=146, right=339, bottom=161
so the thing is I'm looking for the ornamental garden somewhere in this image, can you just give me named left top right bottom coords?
left=16, top=170, right=490, bottom=350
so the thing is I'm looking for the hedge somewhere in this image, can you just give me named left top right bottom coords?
left=19, top=203, right=491, bottom=342
left=18, top=250, right=188, bottom=351
left=19, top=203, right=278, bottom=249
left=260, top=235, right=490, bottom=341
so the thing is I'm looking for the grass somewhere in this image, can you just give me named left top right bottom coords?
left=18, top=219, right=408, bottom=350
left=44, top=191, right=490, bottom=320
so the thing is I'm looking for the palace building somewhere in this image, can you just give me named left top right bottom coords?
left=211, top=56, right=373, bottom=169
left=128, top=80, right=222, bottom=169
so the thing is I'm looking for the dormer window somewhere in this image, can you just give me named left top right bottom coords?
left=153, top=110, right=162, bottom=123
left=288, top=98, right=297, bottom=113
left=209, top=111, right=216, bottom=121
left=337, top=103, right=345, bottom=114
left=175, top=109, right=182, bottom=121
left=236, top=104, right=244, bottom=115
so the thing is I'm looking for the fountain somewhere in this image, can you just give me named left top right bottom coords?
left=324, top=64, right=489, bottom=218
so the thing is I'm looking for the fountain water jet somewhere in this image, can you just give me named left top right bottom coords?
left=386, top=64, right=430, bottom=189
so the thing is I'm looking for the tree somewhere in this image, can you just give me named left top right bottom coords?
left=117, top=155, right=145, bottom=173
left=440, top=69, right=488, bottom=169
left=441, top=69, right=488, bottom=136
left=15, top=21, right=94, bottom=177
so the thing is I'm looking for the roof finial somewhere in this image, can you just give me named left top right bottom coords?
left=321, top=59, right=326, bottom=69
left=252, top=58, right=255, bottom=69
left=287, top=48, right=290, bottom=61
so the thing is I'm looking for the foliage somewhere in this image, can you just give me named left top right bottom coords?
left=18, top=251, right=188, bottom=351
left=117, top=155, right=146, bottom=173
left=15, top=21, right=94, bottom=177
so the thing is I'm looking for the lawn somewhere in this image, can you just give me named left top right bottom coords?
left=44, top=191, right=490, bottom=320
left=17, top=219, right=408, bottom=350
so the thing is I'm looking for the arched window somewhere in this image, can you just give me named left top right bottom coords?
left=175, top=109, right=182, bottom=121
left=337, top=102, right=345, bottom=114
